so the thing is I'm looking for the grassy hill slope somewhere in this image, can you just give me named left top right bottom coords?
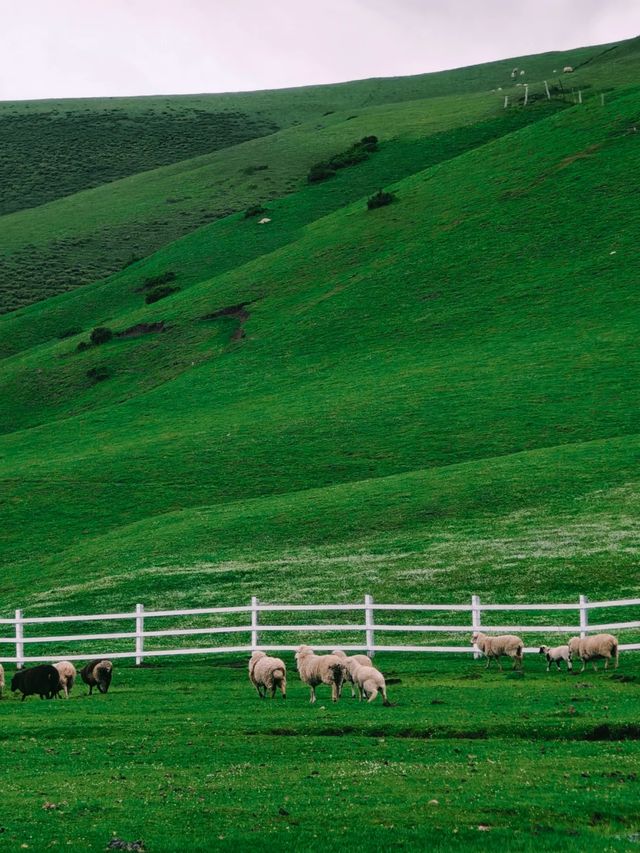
left=1, top=77, right=639, bottom=614
left=1, top=36, right=634, bottom=314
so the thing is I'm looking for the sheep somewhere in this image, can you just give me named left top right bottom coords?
left=563, top=65, right=574, bottom=73
left=11, top=665, right=60, bottom=700
left=248, top=651, right=286, bottom=699
left=54, top=661, right=77, bottom=698
left=348, top=659, right=391, bottom=706
left=539, top=645, right=572, bottom=672
left=295, top=646, right=344, bottom=703
left=332, top=649, right=373, bottom=698
left=568, top=634, right=618, bottom=672
left=0, top=663, right=4, bottom=699
left=80, top=659, right=113, bottom=694
left=472, top=632, right=524, bottom=670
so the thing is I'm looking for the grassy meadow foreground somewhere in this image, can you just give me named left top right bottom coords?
left=2, top=656, right=640, bottom=852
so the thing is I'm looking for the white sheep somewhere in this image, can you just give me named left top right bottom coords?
left=348, top=659, right=391, bottom=705
left=295, top=646, right=344, bottom=703
left=563, top=66, right=574, bottom=73
left=248, top=651, right=286, bottom=699
left=332, top=649, right=373, bottom=698
left=472, top=632, right=524, bottom=670
left=0, top=663, right=4, bottom=699
left=54, top=660, right=77, bottom=698
left=568, top=634, right=618, bottom=672
left=539, top=645, right=572, bottom=672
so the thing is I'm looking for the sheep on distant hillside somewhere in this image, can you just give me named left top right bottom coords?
left=563, top=66, right=574, bottom=73
left=539, top=645, right=572, bottom=672
left=249, top=651, right=286, bottom=699
left=472, top=632, right=524, bottom=670
left=54, top=661, right=77, bottom=698
left=80, top=659, right=113, bottom=694
left=568, top=634, right=618, bottom=672
left=295, top=646, right=344, bottom=703
left=332, top=649, right=373, bottom=698
left=11, top=665, right=60, bottom=700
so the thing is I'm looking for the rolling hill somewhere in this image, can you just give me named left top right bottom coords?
left=1, top=35, right=639, bottom=622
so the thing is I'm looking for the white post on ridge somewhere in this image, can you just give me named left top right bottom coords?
left=579, top=594, right=589, bottom=639
left=15, top=608, right=24, bottom=670
left=364, top=594, right=375, bottom=658
left=251, top=596, right=259, bottom=651
left=135, top=603, right=145, bottom=666
left=471, top=595, right=481, bottom=659
left=544, top=80, right=551, bottom=100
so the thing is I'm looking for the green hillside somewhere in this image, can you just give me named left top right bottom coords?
left=1, top=36, right=640, bottom=621
left=1, top=36, right=635, bottom=314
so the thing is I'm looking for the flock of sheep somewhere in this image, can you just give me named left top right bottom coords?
left=472, top=631, right=619, bottom=673
left=0, top=632, right=620, bottom=705
left=0, top=659, right=112, bottom=701
left=249, top=632, right=621, bottom=704
left=249, top=646, right=392, bottom=704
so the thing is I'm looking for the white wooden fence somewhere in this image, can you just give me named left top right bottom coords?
left=1, top=594, right=639, bottom=667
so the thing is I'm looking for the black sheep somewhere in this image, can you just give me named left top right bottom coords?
left=11, top=665, right=60, bottom=701
left=80, top=659, right=113, bottom=694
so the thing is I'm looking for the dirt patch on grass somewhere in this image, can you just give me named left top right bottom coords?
left=202, top=301, right=252, bottom=342
left=116, top=322, right=166, bottom=338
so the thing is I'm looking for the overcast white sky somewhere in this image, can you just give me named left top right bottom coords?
left=1, top=0, right=639, bottom=101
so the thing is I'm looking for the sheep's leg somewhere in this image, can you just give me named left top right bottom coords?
left=496, top=657, right=503, bottom=672
left=367, top=686, right=378, bottom=703
left=309, top=686, right=316, bottom=704
left=331, top=682, right=339, bottom=703
left=270, top=684, right=277, bottom=699
left=592, top=662, right=598, bottom=673
left=604, top=657, right=609, bottom=671
left=580, top=661, right=586, bottom=673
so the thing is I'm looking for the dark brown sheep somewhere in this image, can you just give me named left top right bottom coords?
left=80, top=659, right=113, bottom=694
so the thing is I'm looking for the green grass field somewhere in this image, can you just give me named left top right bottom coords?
left=1, top=31, right=640, bottom=853
left=2, top=658, right=640, bottom=852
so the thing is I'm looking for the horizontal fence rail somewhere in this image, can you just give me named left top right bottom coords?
left=0, top=595, right=639, bottom=666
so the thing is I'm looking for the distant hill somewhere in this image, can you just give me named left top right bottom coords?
left=1, top=36, right=639, bottom=616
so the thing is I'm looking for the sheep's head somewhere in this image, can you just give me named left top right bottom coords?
left=250, top=651, right=266, bottom=661
left=295, top=645, right=312, bottom=662
left=539, top=646, right=549, bottom=655
left=10, top=672, right=23, bottom=692
left=95, top=661, right=113, bottom=693
left=471, top=632, right=481, bottom=645
left=331, top=649, right=347, bottom=659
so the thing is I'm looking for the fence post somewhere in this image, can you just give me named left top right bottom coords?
left=135, top=603, right=145, bottom=666
left=579, top=594, right=589, bottom=638
left=364, top=594, right=375, bottom=658
left=471, top=595, right=481, bottom=659
left=15, top=609, right=24, bottom=669
left=544, top=79, right=551, bottom=100
left=251, top=596, right=259, bottom=651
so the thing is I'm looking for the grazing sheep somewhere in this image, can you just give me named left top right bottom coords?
left=248, top=651, right=287, bottom=699
left=348, top=659, right=391, bottom=706
left=0, top=663, right=4, bottom=699
left=539, top=645, right=572, bottom=672
left=80, top=659, right=113, bottom=694
left=568, top=634, right=618, bottom=672
left=54, top=661, right=77, bottom=698
left=295, top=646, right=344, bottom=703
left=11, top=665, right=60, bottom=700
left=472, top=632, right=524, bottom=670
left=332, top=649, right=373, bottom=698
left=563, top=65, right=574, bottom=73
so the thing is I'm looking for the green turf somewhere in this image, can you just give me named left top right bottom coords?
left=1, top=658, right=639, bottom=852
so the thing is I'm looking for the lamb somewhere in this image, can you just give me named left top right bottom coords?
left=80, top=659, right=113, bottom=694
left=0, top=663, right=4, bottom=699
left=332, top=649, right=373, bottom=698
left=295, top=645, right=344, bottom=703
left=11, top=664, right=60, bottom=700
left=539, top=645, right=572, bottom=672
left=248, top=651, right=286, bottom=699
left=54, top=660, right=77, bottom=698
left=472, top=631, right=524, bottom=670
left=568, top=634, right=618, bottom=672
left=347, top=659, right=391, bottom=706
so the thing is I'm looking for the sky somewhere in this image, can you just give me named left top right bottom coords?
left=1, top=0, right=640, bottom=101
